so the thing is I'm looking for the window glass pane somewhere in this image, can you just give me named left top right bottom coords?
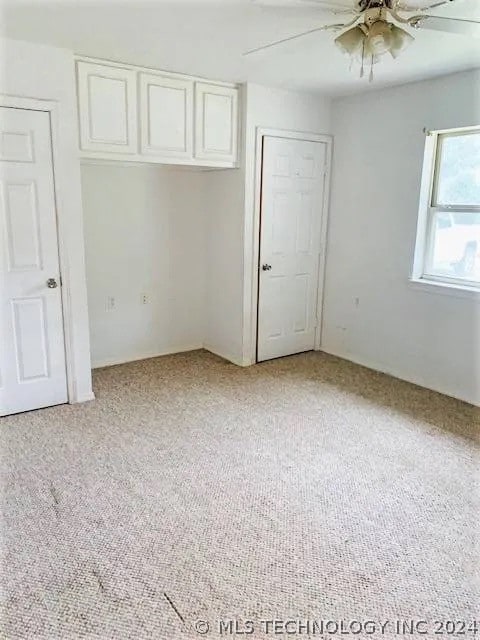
left=435, top=132, right=480, bottom=206
left=427, top=211, right=480, bottom=283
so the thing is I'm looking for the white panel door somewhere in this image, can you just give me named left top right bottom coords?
left=194, top=82, right=238, bottom=164
left=257, top=136, right=326, bottom=362
left=140, top=73, right=193, bottom=159
left=77, top=61, right=137, bottom=154
left=0, top=107, right=67, bottom=416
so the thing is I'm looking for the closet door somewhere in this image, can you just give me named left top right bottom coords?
left=0, top=107, right=68, bottom=415
left=257, top=136, right=327, bottom=362
left=194, top=83, right=238, bottom=164
left=77, top=61, right=137, bottom=154
left=140, top=73, right=193, bottom=159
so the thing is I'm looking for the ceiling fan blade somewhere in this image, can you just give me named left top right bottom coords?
left=252, top=0, right=345, bottom=6
left=412, top=14, right=480, bottom=36
left=243, top=23, right=345, bottom=55
left=251, top=0, right=355, bottom=12
left=395, top=0, right=456, bottom=12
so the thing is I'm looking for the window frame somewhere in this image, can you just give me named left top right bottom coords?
left=412, top=125, right=480, bottom=294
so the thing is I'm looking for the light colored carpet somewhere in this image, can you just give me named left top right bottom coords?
left=0, top=349, right=479, bottom=639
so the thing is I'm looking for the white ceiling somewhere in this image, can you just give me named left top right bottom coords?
left=1, top=0, right=479, bottom=96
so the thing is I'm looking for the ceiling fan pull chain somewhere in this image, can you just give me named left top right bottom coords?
left=369, top=55, right=374, bottom=82
left=360, top=40, right=365, bottom=78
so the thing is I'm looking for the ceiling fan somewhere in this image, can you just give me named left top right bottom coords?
left=245, top=0, right=480, bottom=80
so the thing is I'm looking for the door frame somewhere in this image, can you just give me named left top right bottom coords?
left=249, top=127, right=333, bottom=364
left=0, top=95, right=77, bottom=404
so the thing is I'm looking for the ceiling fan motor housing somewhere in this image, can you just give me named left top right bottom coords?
left=358, top=0, right=394, bottom=11
left=364, top=7, right=389, bottom=26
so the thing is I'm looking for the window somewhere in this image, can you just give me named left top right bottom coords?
left=413, top=127, right=480, bottom=291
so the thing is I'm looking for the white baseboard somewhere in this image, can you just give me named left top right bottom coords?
left=203, top=343, right=247, bottom=367
left=70, top=391, right=96, bottom=404
left=320, top=344, right=479, bottom=408
left=92, top=344, right=203, bottom=369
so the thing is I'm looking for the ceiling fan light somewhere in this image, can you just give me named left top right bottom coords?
left=367, top=34, right=389, bottom=55
left=389, top=24, right=415, bottom=59
left=365, top=20, right=392, bottom=57
left=334, top=26, right=366, bottom=57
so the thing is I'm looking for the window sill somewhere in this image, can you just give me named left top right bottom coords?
left=409, top=277, right=480, bottom=301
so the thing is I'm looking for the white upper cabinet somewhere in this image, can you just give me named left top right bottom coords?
left=140, top=73, right=193, bottom=159
left=77, top=61, right=137, bottom=154
left=76, top=57, right=239, bottom=167
left=195, top=82, right=238, bottom=164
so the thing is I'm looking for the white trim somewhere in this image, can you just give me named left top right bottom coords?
left=426, top=123, right=480, bottom=136
left=0, top=95, right=56, bottom=112
left=431, top=127, right=480, bottom=209
left=321, top=344, right=479, bottom=408
left=422, top=269, right=480, bottom=290
left=92, top=344, right=203, bottom=369
left=0, top=94, right=92, bottom=404
left=245, top=127, right=333, bottom=365
left=71, top=391, right=95, bottom=404
left=203, top=344, right=246, bottom=367
left=412, top=134, right=436, bottom=280
left=409, top=277, right=480, bottom=301
left=79, top=158, right=225, bottom=171
left=79, top=151, right=239, bottom=169
left=94, top=344, right=250, bottom=370
left=413, top=126, right=480, bottom=291
left=315, top=135, right=333, bottom=352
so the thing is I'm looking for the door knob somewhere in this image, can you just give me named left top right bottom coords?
left=262, top=264, right=272, bottom=271
left=46, top=278, right=58, bottom=289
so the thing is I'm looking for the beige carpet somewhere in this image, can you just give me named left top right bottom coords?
left=0, top=349, right=479, bottom=639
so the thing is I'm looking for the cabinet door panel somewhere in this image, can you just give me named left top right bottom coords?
left=195, top=83, right=238, bottom=164
left=77, top=61, right=137, bottom=154
left=140, top=73, right=193, bottom=158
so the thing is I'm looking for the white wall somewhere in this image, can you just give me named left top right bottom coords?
left=82, top=83, right=333, bottom=371
left=204, top=84, right=332, bottom=365
left=204, top=168, right=246, bottom=365
left=0, top=38, right=93, bottom=402
left=81, top=164, right=206, bottom=368
left=323, top=70, right=480, bottom=406
left=3, top=41, right=474, bottom=408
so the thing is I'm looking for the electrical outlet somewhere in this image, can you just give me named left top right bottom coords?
left=106, top=296, right=116, bottom=312
left=142, top=293, right=149, bottom=305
